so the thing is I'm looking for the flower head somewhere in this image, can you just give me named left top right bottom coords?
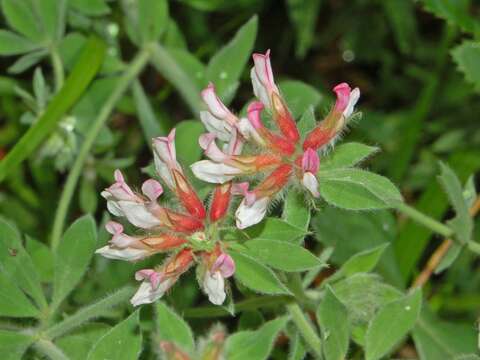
left=192, top=51, right=360, bottom=228
left=97, top=131, right=236, bottom=306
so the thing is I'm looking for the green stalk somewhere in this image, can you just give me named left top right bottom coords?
left=50, top=48, right=65, bottom=93
left=0, top=37, right=105, bottom=183
left=184, top=295, right=293, bottom=318
left=395, top=202, right=453, bottom=238
left=50, top=48, right=151, bottom=249
left=33, top=339, right=69, bottom=360
left=46, top=286, right=134, bottom=339
left=149, top=43, right=201, bottom=116
left=286, top=302, right=322, bottom=359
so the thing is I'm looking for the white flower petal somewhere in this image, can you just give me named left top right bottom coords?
left=95, top=246, right=149, bottom=261
left=203, top=271, right=226, bottom=305
left=343, top=87, right=360, bottom=118
left=106, top=200, right=123, bottom=216
left=235, top=197, right=269, bottom=229
left=130, top=277, right=176, bottom=306
left=200, top=111, right=232, bottom=142
left=302, top=172, right=320, bottom=197
left=154, top=152, right=175, bottom=189
left=117, top=201, right=161, bottom=229
left=191, top=160, right=242, bottom=184
left=237, top=117, right=265, bottom=146
left=251, top=68, right=271, bottom=108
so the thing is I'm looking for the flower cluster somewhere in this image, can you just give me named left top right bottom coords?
left=192, top=50, right=360, bottom=228
left=96, top=130, right=235, bottom=306
left=96, top=50, right=360, bottom=307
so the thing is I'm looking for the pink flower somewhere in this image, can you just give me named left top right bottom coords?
left=130, top=249, right=194, bottom=306
left=301, top=149, right=320, bottom=197
left=98, top=128, right=240, bottom=307
left=303, top=83, right=360, bottom=151
left=201, top=249, right=236, bottom=305
left=194, top=52, right=360, bottom=229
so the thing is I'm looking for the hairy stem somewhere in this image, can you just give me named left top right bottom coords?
left=46, top=286, right=134, bottom=339
left=33, top=339, right=69, bottom=360
left=286, top=302, right=322, bottom=359
left=411, top=196, right=480, bottom=288
left=395, top=202, right=454, bottom=238
left=50, top=48, right=151, bottom=249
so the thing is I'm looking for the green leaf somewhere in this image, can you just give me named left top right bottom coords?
left=175, top=120, right=205, bottom=165
left=245, top=218, right=307, bottom=243
left=413, top=307, right=478, bottom=359
left=80, top=177, right=98, bottom=213
left=229, top=250, right=291, bottom=295
left=0, top=272, right=39, bottom=317
left=437, top=161, right=473, bottom=243
left=155, top=302, right=195, bottom=352
left=56, top=324, right=111, bottom=360
left=282, top=191, right=311, bottom=236
left=150, top=43, right=202, bottom=115
left=36, top=0, right=66, bottom=41
left=1, top=0, right=42, bottom=42
left=435, top=243, right=462, bottom=274
left=138, top=0, right=169, bottom=43
left=288, top=330, right=306, bottom=360
left=163, top=19, right=187, bottom=49
left=243, top=239, right=322, bottom=272
left=0, top=30, right=39, bottom=55
left=52, top=215, right=97, bottom=308
left=316, top=286, right=349, bottom=360
left=0, top=218, right=46, bottom=309
left=452, top=41, right=480, bottom=92
left=419, top=0, right=479, bottom=34
left=321, top=143, right=379, bottom=171
left=167, top=48, right=206, bottom=88
left=333, top=274, right=402, bottom=325
left=25, top=236, right=54, bottom=282
left=0, top=36, right=106, bottom=182
left=286, top=0, right=322, bottom=58
left=336, top=244, right=389, bottom=279
left=87, top=311, right=142, bottom=360
left=312, top=208, right=402, bottom=286
left=225, top=317, right=288, bottom=360
left=365, top=288, right=422, bottom=360
left=454, top=355, right=480, bottom=360
left=297, top=107, right=316, bottom=139
left=69, top=0, right=110, bottom=16
left=8, top=49, right=47, bottom=74
left=0, top=330, right=34, bottom=359
left=279, top=80, right=322, bottom=119
left=206, top=16, right=258, bottom=103
left=318, top=168, right=403, bottom=210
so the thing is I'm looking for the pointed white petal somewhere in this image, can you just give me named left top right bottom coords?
left=235, top=197, right=269, bottom=229
left=199, top=111, right=232, bottom=142
left=302, top=172, right=320, bottom=197
left=203, top=271, right=226, bottom=305
left=343, top=87, right=360, bottom=118
left=191, top=160, right=241, bottom=184
left=95, top=246, right=149, bottom=261
left=130, top=277, right=176, bottom=306
left=117, top=201, right=161, bottom=229
left=251, top=68, right=271, bottom=108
